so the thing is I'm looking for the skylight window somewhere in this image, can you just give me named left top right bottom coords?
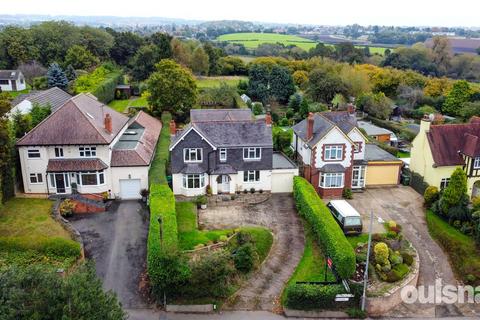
left=86, top=112, right=94, bottom=119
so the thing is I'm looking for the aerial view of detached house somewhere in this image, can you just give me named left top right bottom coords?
left=411, top=115, right=480, bottom=197
left=292, top=111, right=403, bottom=197
left=0, top=70, right=26, bottom=92
left=169, top=109, right=298, bottom=196
left=16, top=93, right=161, bottom=200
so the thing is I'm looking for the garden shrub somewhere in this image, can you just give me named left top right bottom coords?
left=423, top=186, right=439, bottom=207
left=42, top=237, right=82, bottom=258
left=59, top=199, right=75, bottom=217
left=293, top=177, right=356, bottom=279
left=74, top=64, right=123, bottom=104
left=233, top=243, right=255, bottom=273
left=284, top=284, right=348, bottom=310
left=342, top=188, right=353, bottom=199
left=401, top=252, right=414, bottom=266
left=374, top=242, right=389, bottom=266
left=472, top=197, right=480, bottom=211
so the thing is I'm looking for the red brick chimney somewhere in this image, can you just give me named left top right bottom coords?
left=104, top=113, right=112, bottom=134
left=307, top=112, right=314, bottom=141
left=169, top=120, right=177, bottom=136
left=265, top=113, right=272, bottom=126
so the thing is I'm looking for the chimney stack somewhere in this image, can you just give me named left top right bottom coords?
left=307, top=112, right=314, bottom=141
left=169, top=120, right=177, bottom=136
left=265, top=113, right=272, bottom=126
left=347, top=103, right=355, bottom=115
left=104, top=113, right=112, bottom=134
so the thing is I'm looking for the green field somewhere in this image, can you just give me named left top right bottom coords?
left=217, top=33, right=388, bottom=55
left=196, top=76, right=247, bottom=89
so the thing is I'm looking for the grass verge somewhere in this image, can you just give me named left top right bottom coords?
left=149, top=112, right=172, bottom=185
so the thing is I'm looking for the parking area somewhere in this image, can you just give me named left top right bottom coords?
left=70, top=201, right=149, bottom=309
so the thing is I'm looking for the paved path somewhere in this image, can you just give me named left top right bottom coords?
left=70, top=201, right=149, bottom=309
left=348, top=186, right=480, bottom=317
left=199, top=194, right=305, bottom=311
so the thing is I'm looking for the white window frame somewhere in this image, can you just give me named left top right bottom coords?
left=182, top=174, right=206, bottom=189
left=324, top=145, right=343, bottom=161
left=27, top=149, right=41, bottom=159
left=243, top=147, right=261, bottom=160
left=76, top=170, right=105, bottom=186
left=440, top=178, right=450, bottom=190
left=474, top=157, right=480, bottom=169
left=353, top=142, right=361, bottom=153
left=48, top=173, right=70, bottom=189
left=243, top=170, right=260, bottom=183
left=320, top=173, right=345, bottom=188
left=54, top=147, right=64, bottom=158
left=219, top=148, right=227, bottom=162
left=183, top=148, right=203, bottom=163
left=29, top=173, right=43, bottom=184
left=79, top=146, right=97, bottom=158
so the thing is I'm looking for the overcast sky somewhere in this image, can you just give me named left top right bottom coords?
left=1, top=0, right=479, bottom=27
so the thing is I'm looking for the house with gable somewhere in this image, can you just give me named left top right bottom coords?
left=292, top=111, right=403, bottom=197
left=410, top=115, right=480, bottom=197
left=0, top=70, right=26, bottom=92
left=16, top=93, right=161, bottom=200
left=169, top=109, right=298, bottom=196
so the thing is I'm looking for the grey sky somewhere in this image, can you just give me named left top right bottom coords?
left=1, top=0, right=479, bottom=27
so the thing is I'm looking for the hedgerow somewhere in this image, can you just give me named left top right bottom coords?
left=0, top=237, right=81, bottom=258
left=74, top=64, right=123, bottom=103
left=284, top=283, right=347, bottom=310
left=149, top=112, right=172, bottom=185
left=293, top=177, right=356, bottom=279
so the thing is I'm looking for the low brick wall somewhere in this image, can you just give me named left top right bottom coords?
left=284, top=308, right=349, bottom=318
left=166, top=304, right=214, bottom=313
left=366, top=248, right=420, bottom=316
left=72, top=200, right=105, bottom=214
left=51, top=200, right=85, bottom=259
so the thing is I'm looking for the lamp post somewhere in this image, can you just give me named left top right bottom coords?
left=361, top=211, right=374, bottom=311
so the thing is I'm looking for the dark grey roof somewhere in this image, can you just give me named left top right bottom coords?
left=12, top=91, right=40, bottom=106
left=364, top=144, right=400, bottom=162
left=194, top=120, right=271, bottom=147
left=14, top=87, right=72, bottom=112
left=191, top=109, right=253, bottom=122
left=0, top=70, right=22, bottom=80
left=357, top=121, right=393, bottom=136
left=319, top=164, right=347, bottom=173
left=272, top=152, right=297, bottom=169
left=211, top=164, right=237, bottom=174
left=292, top=113, right=333, bottom=148
left=321, top=111, right=357, bottom=134
left=180, top=163, right=206, bottom=174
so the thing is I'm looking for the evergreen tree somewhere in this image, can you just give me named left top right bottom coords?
left=46, top=62, right=68, bottom=89
left=269, top=65, right=295, bottom=104
left=442, top=80, right=472, bottom=116
left=65, top=64, right=77, bottom=82
left=441, top=168, right=468, bottom=216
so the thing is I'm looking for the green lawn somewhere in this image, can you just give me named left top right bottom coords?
left=149, top=112, right=171, bottom=185
left=0, top=198, right=78, bottom=268
left=347, top=233, right=370, bottom=249
left=107, top=97, right=149, bottom=113
left=6, top=88, right=30, bottom=99
left=426, top=210, right=480, bottom=285
left=196, top=76, right=247, bottom=89
left=396, top=151, right=410, bottom=158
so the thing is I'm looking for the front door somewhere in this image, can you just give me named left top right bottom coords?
left=352, top=166, right=365, bottom=189
left=220, top=175, right=230, bottom=193
left=55, top=173, right=66, bottom=194
left=11, top=80, right=16, bottom=91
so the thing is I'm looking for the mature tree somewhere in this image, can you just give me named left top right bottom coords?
left=442, top=80, right=472, bottom=116
left=0, top=26, right=38, bottom=68
left=431, top=36, right=452, bottom=76
left=440, top=168, right=468, bottom=216
left=30, top=103, right=52, bottom=128
left=46, top=63, right=68, bottom=89
left=334, top=42, right=366, bottom=64
left=307, top=68, right=348, bottom=103
left=11, top=110, right=31, bottom=138
left=340, top=66, right=372, bottom=97
left=79, top=26, right=115, bottom=59
left=459, top=101, right=480, bottom=121
left=149, top=32, right=173, bottom=60
left=146, top=59, right=197, bottom=119
left=292, top=70, right=309, bottom=89
left=247, top=63, right=270, bottom=103
left=423, top=77, right=453, bottom=97
left=397, top=85, right=424, bottom=109
left=203, top=42, right=224, bottom=75
left=357, top=92, right=393, bottom=120
left=64, top=45, right=99, bottom=70
left=191, top=46, right=209, bottom=75
left=65, top=64, right=77, bottom=82
left=0, top=93, right=14, bottom=202
left=0, top=263, right=127, bottom=320
left=107, top=28, right=144, bottom=66
left=269, top=65, right=295, bottom=104
left=217, top=56, right=247, bottom=75
left=288, top=93, right=302, bottom=112
left=171, top=38, right=192, bottom=68
left=129, top=44, right=161, bottom=81
left=17, top=61, right=46, bottom=85
left=309, top=43, right=334, bottom=58
left=381, top=45, right=437, bottom=76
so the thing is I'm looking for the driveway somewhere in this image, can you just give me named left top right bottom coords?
left=70, top=201, right=149, bottom=309
left=348, top=186, right=480, bottom=317
left=198, top=194, right=304, bottom=312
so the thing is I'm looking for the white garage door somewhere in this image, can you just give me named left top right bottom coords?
left=271, top=169, right=298, bottom=193
left=119, top=179, right=141, bottom=199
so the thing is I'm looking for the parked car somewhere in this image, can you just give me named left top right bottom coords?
left=327, top=200, right=363, bottom=234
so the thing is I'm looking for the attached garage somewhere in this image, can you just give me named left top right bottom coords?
left=271, top=152, right=299, bottom=193
left=119, top=179, right=141, bottom=199
left=364, top=144, right=402, bottom=187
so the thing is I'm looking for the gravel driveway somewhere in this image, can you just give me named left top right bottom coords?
left=198, top=194, right=304, bottom=311
left=348, top=186, right=480, bottom=317
left=70, top=201, right=149, bottom=309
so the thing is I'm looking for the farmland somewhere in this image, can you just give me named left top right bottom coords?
left=217, top=32, right=389, bottom=55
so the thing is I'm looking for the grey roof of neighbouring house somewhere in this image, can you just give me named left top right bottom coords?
left=272, top=152, right=297, bottom=169
left=12, top=87, right=72, bottom=112
left=0, top=70, right=22, bottom=80
left=357, top=121, right=393, bottom=136
left=190, top=109, right=253, bottom=123
left=364, top=144, right=401, bottom=162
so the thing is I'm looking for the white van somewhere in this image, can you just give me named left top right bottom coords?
left=327, top=200, right=363, bottom=234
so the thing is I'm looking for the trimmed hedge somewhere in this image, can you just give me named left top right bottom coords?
left=74, top=64, right=123, bottom=104
left=293, top=177, right=356, bottom=279
left=284, top=283, right=347, bottom=310
left=0, top=237, right=81, bottom=258
left=149, top=113, right=172, bottom=185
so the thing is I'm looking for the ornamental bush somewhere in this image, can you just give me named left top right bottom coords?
left=293, top=177, right=356, bottom=279
left=423, top=186, right=439, bottom=208
left=374, top=242, right=389, bottom=266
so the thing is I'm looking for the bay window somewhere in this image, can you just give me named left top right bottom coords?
left=243, top=147, right=261, bottom=160
left=76, top=170, right=105, bottom=186
left=184, top=148, right=203, bottom=162
left=243, top=170, right=260, bottom=182
left=182, top=174, right=206, bottom=189
left=324, top=145, right=343, bottom=161
left=320, top=173, right=344, bottom=188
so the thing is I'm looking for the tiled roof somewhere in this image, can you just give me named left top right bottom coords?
left=0, top=70, right=22, bottom=80
left=191, top=109, right=253, bottom=122
left=12, top=87, right=72, bottom=113
left=180, top=163, right=206, bottom=174
left=46, top=158, right=108, bottom=172
left=111, top=111, right=162, bottom=167
left=211, top=164, right=237, bottom=174
left=17, top=93, right=129, bottom=146
left=292, top=113, right=334, bottom=148
left=426, top=119, right=480, bottom=166
left=272, top=152, right=297, bottom=169
left=319, top=164, right=346, bottom=172
left=321, top=111, right=357, bottom=134
left=357, top=121, right=393, bottom=136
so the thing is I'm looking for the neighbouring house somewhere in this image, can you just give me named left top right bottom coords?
left=410, top=115, right=480, bottom=198
left=0, top=70, right=26, bottom=92
left=292, top=111, right=403, bottom=197
left=10, top=87, right=72, bottom=116
left=358, top=120, right=398, bottom=146
left=169, top=109, right=298, bottom=196
left=16, top=93, right=161, bottom=200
